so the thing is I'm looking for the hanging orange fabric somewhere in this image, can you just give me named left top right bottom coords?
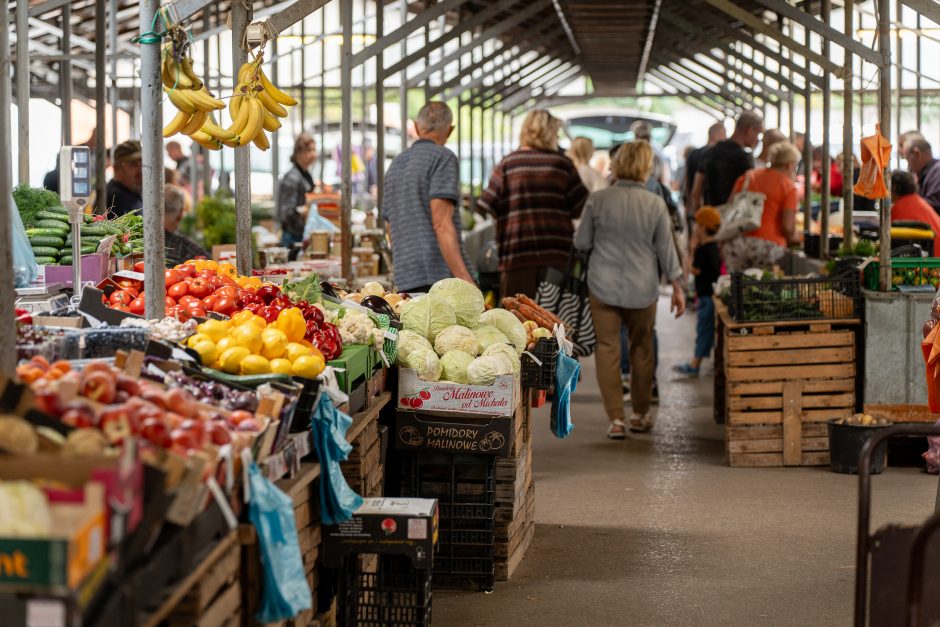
left=854, top=124, right=893, bottom=200
left=922, top=322, right=940, bottom=412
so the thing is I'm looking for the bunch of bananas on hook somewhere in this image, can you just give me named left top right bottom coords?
left=225, top=53, right=299, bottom=151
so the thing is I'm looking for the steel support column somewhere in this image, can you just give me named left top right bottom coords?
left=61, top=4, right=72, bottom=145
left=877, top=0, right=892, bottom=292
left=95, top=0, right=106, bottom=213
left=843, top=0, right=855, bottom=249
left=399, top=0, right=408, bottom=154
left=803, top=24, right=812, bottom=238
left=341, top=0, right=353, bottom=282
left=271, top=37, right=280, bottom=211
left=820, top=0, right=832, bottom=260
left=140, top=0, right=165, bottom=319
left=376, top=1, right=385, bottom=217
left=15, top=0, right=29, bottom=184
left=231, top=1, right=252, bottom=276
left=0, top=0, right=14, bottom=373
left=109, top=0, right=118, bottom=162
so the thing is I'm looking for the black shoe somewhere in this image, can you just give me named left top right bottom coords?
left=650, top=382, right=660, bottom=404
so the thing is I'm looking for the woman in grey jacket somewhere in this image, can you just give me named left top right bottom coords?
left=574, top=141, right=686, bottom=438
left=278, top=134, right=318, bottom=257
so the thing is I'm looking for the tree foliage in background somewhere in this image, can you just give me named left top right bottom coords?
left=181, top=191, right=237, bottom=250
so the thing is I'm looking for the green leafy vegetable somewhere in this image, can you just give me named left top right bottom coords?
left=13, top=184, right=62, bottom=228
left=283, top=273, right=322, bottom=303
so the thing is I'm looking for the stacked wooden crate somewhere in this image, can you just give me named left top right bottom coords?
left=166, top=533, right=242, bottom=627
left=715, top=302, right=859, bottom=467
left=341, top=418, right=384, bottom=498
left=495, top=394, right=535, bottom=580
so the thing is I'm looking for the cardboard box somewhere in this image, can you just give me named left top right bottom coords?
left=397, top=369, right=519, bottom=417
left=395, top=410, right=513, bottom=456
left=322, top=498, right=438, bottom=569
left=43, top=254, right=114, bottom=288
left=0, top=483, right=106, bottom=589
left=77, top=286, right=141, bottom=326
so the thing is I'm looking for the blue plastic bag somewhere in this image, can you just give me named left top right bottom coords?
left=11, top=194, right=38, bottom=287
left=246, top=459, right=312, bottom=622
left=310, top=392, right=363, bottom=524
left=550, top=349, right=579, bottom=438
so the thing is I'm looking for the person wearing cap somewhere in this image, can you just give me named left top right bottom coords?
left=106, top=140, right=143, bottom=217
left=724, top=141, right=802, bottom=273
left=674, top=206, right=722, bottom=376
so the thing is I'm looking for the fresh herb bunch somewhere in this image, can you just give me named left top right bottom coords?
left=13, top=184, right=62, bottom=228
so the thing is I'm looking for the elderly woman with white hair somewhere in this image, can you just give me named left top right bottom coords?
left=478, top=109, right=589, bottom=297
left=575, top=141, right=685, bottom=438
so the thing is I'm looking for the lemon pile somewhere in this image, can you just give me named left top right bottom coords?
left=186, top=311, right=325, bottom=379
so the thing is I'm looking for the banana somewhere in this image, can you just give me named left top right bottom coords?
left=239, top=97, right=265, bottom=144
left=181, top=110, right=209, bottom=136
left=238, top=56, right=263, bottom=85
left=167, top=58, right=194, bottom=89
left=166, top=88, right=197, bottom=114
left=201, top=118, right=239, bottom=142
left=162, top=110, right=192, bottom=138
left=257, top=89, right=288, bottom=118
left=191, top=131, right=223, bottom=151
left=262, top=109, right=281, bottom=132
left=181, top=58, right=204, bottom=91
left=259, top=68, right=298, bottom=106
left=226, top=96, right=252, bottom=138
left=253, top=130, right=270, bottom=151
left=229, top=95, right=243, bottom=120
left=187, top=88, right=225, bottom=111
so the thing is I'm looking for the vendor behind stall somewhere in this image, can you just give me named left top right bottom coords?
left=278, top=134, right=318, bottom=259
left=891, top=170, right=940, bottom=256
left=106, top=140, right=143, bottom=217
left=165, top=184, right=208, bottom=265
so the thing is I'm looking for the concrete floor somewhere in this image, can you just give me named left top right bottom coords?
left=434, top=297, right=938, bottom=627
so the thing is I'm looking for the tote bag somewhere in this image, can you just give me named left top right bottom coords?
left=715, top=172, right=766, bottom=242
left=535, top=250, right=596, bottom=358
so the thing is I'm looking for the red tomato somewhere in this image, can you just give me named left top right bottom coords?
left=109, top=290, right=133, bottom=307
left=198, top=269, right=216, bottom=279
left=218, top=274, right=237, bottom=287
left=202, top=294, right=218, bottom=310
left=176, top=263, right=196, bottom=278
left=177, top=295, right=197, bottom=307
left=215, top=286, right=237, bottom=299
left=112, top=303, right=131, bottom=313
left=188, top=277, right=211, bottom=298
left=174, top=308, right=192, bottom=322
left=133, top=261, right=145, bottom=273
left=129, top=297, right=145, bottom=315
left=168, top=282, right=189, bottom=299
left=165, top=269, right=182, bottom=287
left=212, top=297, right=236, bottom=316
left=165, top=296, right=177, bottom=308
left=166, top=305, right=179, bottom=318
left=121, top=286, right=139, bottom=299
left=208, top=276, right=224, bottom=291
left=187, top=306, right=206, bottom=318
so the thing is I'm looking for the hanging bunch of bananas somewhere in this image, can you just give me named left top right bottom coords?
left=226, top=53, right=299, bottom=151
left=161, top=35, right=239, bottom=151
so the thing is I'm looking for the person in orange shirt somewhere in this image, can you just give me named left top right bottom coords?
left=723, top=142, right=802, bottom=273
left=891, top=170, right=940, bottom=256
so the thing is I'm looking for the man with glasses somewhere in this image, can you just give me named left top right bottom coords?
left=382, top=101, right=474, bottom=292
left=690, top=111, right=764, bottom=212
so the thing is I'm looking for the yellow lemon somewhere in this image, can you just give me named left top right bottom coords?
left=197, top=319, right=228, bottom=343
left=240, top=354, right=272, bottom=375
left=215, top=336, right=237, bottom=353
left=186, top=333, right=213, bottom=349
left=260, top=327, right=288, bottom=360
left=218, top=346, right=251, bottom=373
left=191, top=340, right=218, bottom=366
left=292, top=354, right=325, bottom=379
left=270, top=358, right=293, bottom=375
left=285, top=342, right=313, bottom=363
left=230, top=323, right=263, bottom=354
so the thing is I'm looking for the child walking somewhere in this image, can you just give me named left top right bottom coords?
left=674, top=206, right=722, bottom=376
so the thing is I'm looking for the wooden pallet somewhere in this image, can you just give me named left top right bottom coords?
left=717, top=301, right=859, bottom=467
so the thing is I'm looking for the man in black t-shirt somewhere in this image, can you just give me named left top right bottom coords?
left=683, top=122, right=727, bottom=210
left=690, top=112, right=763, bottom=212
left=105, top=140, right=143, bottom=217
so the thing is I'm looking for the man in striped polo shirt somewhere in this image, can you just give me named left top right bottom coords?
left=382, top=102, right=474, bottom=293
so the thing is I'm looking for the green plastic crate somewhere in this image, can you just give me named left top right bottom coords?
left=327, top=344, right=372, bottom=394
left=862, top=258, right=940, bottom=290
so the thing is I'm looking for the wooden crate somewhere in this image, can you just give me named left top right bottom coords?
left=717, top=301, right=859, bottom=467
left=167, top=535, right=242, bottom=627
left=495, top=484, right=535, bottom=581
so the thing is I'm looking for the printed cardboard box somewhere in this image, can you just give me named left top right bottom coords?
left=394, top=410, right=513, bottom=456
left=397, top=369, right=519, bottom=418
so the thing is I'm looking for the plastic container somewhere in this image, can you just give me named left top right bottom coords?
left=827, top=418, right=891, bottom=474
left=339, top=554, right=432, bottom=627
left=728, top=271, right=861, bottom=322
left=521, top=338, right=557, bottom=389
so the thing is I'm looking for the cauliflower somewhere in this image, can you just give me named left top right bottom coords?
left=338, top=310, right=377, bottom=345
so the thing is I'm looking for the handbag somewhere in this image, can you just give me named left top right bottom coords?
left=715, top=171, right=765, bottom=242
left=535, top=250, right=596, bottom=358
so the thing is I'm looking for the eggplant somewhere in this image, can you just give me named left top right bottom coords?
left=360, top=295, right=397, bottom=320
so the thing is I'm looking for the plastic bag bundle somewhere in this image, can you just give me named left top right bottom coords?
left=311, top=392, right=363, bottom=524
left=550, top=349, right=579, bottom=439
left=11, top=195, right=38, bottom=287
left=247, top=461, right=312, bottom=622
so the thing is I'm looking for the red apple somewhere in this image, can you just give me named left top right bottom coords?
left=139, top=417, right=171, bottom=448
left=116, top=375, right=142, bottom=397
left=170, top=428, right=200, bottom=452
left=62, top=402, right=97, bottom=428
left=236, top=418, right=260, bottom=432
left=99, top=406, right=132, bottom=444
left=80, top=371, right=116, bottom=404
left=142, top=389, right=168, bottom=410
left=165, top=388, right=196, bottom=418
left=180, top=418, right=207, bottom=444
left=227, top=410, right=255, bottom=430
left=207, top=422, right=232, bottom=446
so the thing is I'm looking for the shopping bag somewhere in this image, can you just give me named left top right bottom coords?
left=715, top=172, right=765, bottom=242
left=310, top=390, right=363, bottom=525
left=549, top=326, right=578, bottom=438
left=245, top=457, right=312, bottom=622
left=535, top=250, right=596, bottom=358
left=11, top=194, right=38, bottom=287
left=854, top=124, right=892, bottom=200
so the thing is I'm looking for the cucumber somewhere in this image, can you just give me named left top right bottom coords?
left=29, top=236, right=65, bottom=248
left=83, top=214, right=94, bottom=224
left=36, top=210, right=70, bottom=223
left=80, top=225, right=111, bottom=236
left=59, top=256, right=72, bottom=265
left=26, top=228, right=66, bottom=238
left=80, top=245, right=98, bottom=254
left=34, top=256, right=57, bottom=265
left=35, top=220, right=70, bottom=232
left=45, top=206, right=70, bottom=216
left=66, top=236, right=104, bottom=245
left=31, top=246, right=61, bottom=257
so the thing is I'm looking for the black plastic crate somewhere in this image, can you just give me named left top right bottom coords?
left=521, top=337, right=557, bottom=389
left=339, top=554, right=432, bottom=627
left=727, top=270, right=861, bottom=323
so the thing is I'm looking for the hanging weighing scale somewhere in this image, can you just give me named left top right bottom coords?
left=58, top=146, right=92, bottom=296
